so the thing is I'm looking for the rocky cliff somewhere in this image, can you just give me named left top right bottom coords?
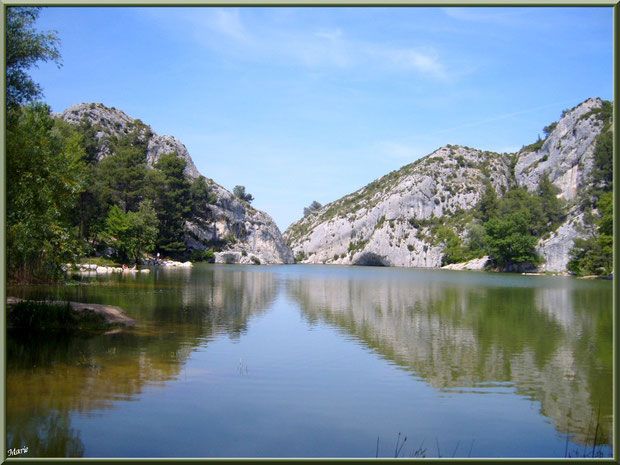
left=284, top=98, right=611, bottom=272
left=60, top=103, right=294, bottom=264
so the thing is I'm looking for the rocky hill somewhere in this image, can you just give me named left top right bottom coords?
left=284, top=98, right=611, bottom=272
left=59, top=103, right=294, bottom=265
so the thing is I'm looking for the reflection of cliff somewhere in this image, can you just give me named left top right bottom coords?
left=6, top=266, right=278, bottom=457
left=286, top=274, right=612, bottom=446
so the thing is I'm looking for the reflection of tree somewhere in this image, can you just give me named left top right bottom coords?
left=6, top=265, right=278, bottom=457
left=286, top=274, right=612, bottom=446
left=7, top=410, right=84, bottom=458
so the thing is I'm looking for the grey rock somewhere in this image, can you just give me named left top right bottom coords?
left=515, top=97, right=605, bottom=201
left=285, top=97, right=610, bottom=272
left=285, top=145, right=511, bottom=268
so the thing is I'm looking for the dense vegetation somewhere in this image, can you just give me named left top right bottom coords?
left=6, top=8, right=220, bottom=282
left=432, top=174, right=566, bottom=270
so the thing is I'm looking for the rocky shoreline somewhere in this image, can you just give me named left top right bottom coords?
left=67, top=259, right=193, bottom=274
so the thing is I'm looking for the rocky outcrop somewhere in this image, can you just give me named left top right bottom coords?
left=514, top=98, right=608, bottom=272
left=441, top=256, right=490, bottom=271
left=285, top=98, right=611, bottom=272
left=7, top=297, right=136, bottom=327
left=515, top=98, right=604, bottom=201
left=285, top=145, right=511, bottom=267
left=59, top=103, right=293, bottom=264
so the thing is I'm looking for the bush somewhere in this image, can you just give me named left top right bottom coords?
left=190, top=250, right=215, bottom=263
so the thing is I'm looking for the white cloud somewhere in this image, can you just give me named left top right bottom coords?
left=153, top=9, right=453, bottom=81
left=441, top=7, right=544, bottom=28
left=315, top=29, right=343, bottom=41
left=378, top=48, right=447, bottom=80
left=213, top=8, right=249, bottom=43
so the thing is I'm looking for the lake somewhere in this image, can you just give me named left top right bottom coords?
left=6, top=264, right=613, bottom=458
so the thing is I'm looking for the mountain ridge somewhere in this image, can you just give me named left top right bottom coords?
left=284, top=97, right=612, bottom=272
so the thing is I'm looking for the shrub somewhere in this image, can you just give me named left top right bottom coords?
left=190, top=250, right=215, bottom=263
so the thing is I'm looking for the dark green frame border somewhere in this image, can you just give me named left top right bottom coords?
left=1, top=1, right=616, bottom=463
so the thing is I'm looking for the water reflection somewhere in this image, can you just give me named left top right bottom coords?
left=285, top=271, right=612, bottom=446
left=6, top=266, right=278, bottom=457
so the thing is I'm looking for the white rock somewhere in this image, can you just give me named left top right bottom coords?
left=442, top=256, right=490, bottom=271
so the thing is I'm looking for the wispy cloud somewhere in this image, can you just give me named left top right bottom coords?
left=212, top=8, right=250, bottom=43
left=441, top=7, right=545, bottom=28
left=377, top=48, right=447, bottom=80
left=315, top=28, right=343, bottom=41
left=154, top=8, right=454, bottom=81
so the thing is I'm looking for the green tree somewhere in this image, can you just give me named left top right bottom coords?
left=233, top=185, right=254, bottom=203
left=483, top=211, right=541, bottom=269
left=6, top=7, right=61, bottom=109
left=568, top=191, right=613, bottom=276
left=7, top=104, right=86, bottom=281
left=95, top=138, right=148, bottom=213
left=437, top=226, right=468, bottom=265
left=104, top=202, right=159, bottom=263
left=496, top=187, right=546, bottom=236
left=537, top=173, right=566, bottom=230
left=476, top=182, right=498, bottom=223
left=464, top=221, right=486, bottom=256
left=148, top=153, right=191, bottom=257
left=190, top=175, right=217, bottom=220
left=304, top=200, right=322, bottom=216
left=592, top=129, right=613, bottom=191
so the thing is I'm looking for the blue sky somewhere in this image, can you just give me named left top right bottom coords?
left=30, top=6, right=613, bottom=231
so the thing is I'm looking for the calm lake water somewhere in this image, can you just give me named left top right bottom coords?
left=6, top=264, right=613, bottom=458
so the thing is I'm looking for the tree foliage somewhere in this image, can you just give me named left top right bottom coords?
left=6, top=7, right=61, bottom=109
left=95, top=138, right=148, bottom=213
left=104, top=202, right=158, bottom=263
left=483, top=212, right=541, bottom=269
left=443, top=179, right=566, bottom=269
left=150, top=153, right=192, bottom=257
left=568, top=191, right=613, bottom=276
left=190, top=176, right=217, bottom=220
left=536, top=173, right=566, bottom=231
left=303, top=200, right=322, bottom=216
left=476, top=182, right=498, bottom=223
left=7, top=104, right=86, bottom=281
left=233, top=185, right=254, bottom=203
